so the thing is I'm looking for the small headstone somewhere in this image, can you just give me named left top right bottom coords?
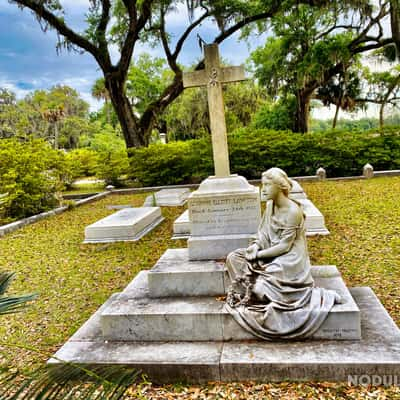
left=363, top=163, right=374, bottom=179
left=316, top=167, right=326, bottom=180
left=106, top=185, right=115, bottom=191
left=84, top=207, right=164, bottom=243
left=143, top=194, right=156, bottom=207
left=154, top=188, right=190, bottom=206
left=159, top=133, right=167, bottom=144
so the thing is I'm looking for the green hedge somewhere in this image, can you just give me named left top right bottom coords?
left=0, top=139, right=66, bottom=222
left=127, top=126, right=400, bottom=187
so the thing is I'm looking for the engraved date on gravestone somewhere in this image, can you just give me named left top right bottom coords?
left=189, top=197, right=260, bottom=235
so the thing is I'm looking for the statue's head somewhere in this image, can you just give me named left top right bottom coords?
left=261, top=168, right=292, bottom=198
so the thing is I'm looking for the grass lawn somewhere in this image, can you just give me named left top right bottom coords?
left=1, top=177, right=400, bottom=398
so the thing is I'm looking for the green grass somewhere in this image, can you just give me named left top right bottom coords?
left=62, top=182, right=106, bottom=195
left=1, top=177, right=400, bottom=398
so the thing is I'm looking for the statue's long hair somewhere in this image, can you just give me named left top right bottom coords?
left=262, top=168, right=293, bottom=197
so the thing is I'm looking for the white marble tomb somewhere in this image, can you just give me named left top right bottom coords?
left=84, top=207, right=164, bottom=243
left=154, top=188, right=190, bottom=206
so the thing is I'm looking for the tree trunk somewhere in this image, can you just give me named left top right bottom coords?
left=105, top=76, right=146, bottom=148
left=294, top=90, right=311, bottom=133
left=332, top=103, right=340, bottom=129
left=379, top=102, right=385, bottom=128
left=54, top=122, right=59, bottom=149
left=105, top=98, right=111, bottom=125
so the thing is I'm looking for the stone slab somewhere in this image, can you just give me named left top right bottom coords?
left=298, top=198, right=330, bottom=235
left=154, top=188, right=190, bottom=206
left=173, top=210, right=190, bottom=236
left=100, top=267, right=360, bottom=341
left=220, top=287, right=400, bottom=382
left=147, top=249, right=226, bottom=297
left=188, top=234, right=255, bottom=260
left=84, top=207, right=164, bottom=243
left=49, top=341, right=222, bottom=384
left=146, top=249, right=341, bottom=299
left=49, top=287, right=400, bottom=383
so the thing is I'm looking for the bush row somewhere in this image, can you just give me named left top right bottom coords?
left=128, top=126, right=400, bottom=186
left=0, top=139, right=66, bottom=222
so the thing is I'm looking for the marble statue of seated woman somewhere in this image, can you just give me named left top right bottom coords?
left=225, top=167, right=341, bottom=340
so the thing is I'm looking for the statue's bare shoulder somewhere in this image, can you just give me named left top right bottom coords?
left=283, top=200, right=303, bottom=227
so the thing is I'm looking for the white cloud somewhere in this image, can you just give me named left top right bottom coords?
left=0, top=80, right=31, bottom=99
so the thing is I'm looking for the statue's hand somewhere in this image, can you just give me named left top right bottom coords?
left=245, top=244, right=259, bottom=261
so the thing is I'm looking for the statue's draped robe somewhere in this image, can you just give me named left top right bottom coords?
left=226, top=200, right=338, bottom=340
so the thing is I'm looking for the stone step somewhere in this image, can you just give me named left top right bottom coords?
left=147, top=249, right=227, bottom=297
left=147, top=249, right=342, bottom=298
left=50, top=287, right=400, bottom=383
left=100, top=268, right=361, bottom=341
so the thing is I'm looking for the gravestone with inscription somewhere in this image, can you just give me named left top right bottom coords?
left=173, top=178, right=329, bottom=239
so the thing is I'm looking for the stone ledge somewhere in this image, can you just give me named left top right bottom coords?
left=100, top=266, right=360, bottom=341
left=49, top=287, right=400, bottom=383
left=146, top=249, right=341, bottom=298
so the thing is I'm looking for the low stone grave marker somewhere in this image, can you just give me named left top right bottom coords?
left=154, top=188, right=190, bottom=206
left=84, top=207, right=164, bottom=243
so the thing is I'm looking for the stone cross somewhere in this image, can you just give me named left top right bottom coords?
left=183, top=44, right=246, bottom=177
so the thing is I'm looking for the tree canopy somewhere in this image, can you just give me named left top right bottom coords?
left=8, top=0, right=398, bottom=147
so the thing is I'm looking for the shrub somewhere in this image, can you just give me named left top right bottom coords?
left=251, top=97, right=297, bottom=131
left=88, top=128, right=130, bottom=186
left=95, top=150, right=130, bottom=186
left=128, top=139, right=213, bottom=186
left=65, top=148, right=99, bottom=182
left=0, top=139, right=66, bottom=222
left=127, top=126, right=400, bottom=187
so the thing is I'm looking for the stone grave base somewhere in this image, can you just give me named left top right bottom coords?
left=84, top=207, right=164, bottom=243
left=49, top=287, right=400, bottom=383
left=188, top=175, right=261, bottom=260
left=172, top=203, right=329, bottom=240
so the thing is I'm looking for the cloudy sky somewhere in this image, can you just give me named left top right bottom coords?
left=0, top=2, right=268, bottom=111
left=0, top=1, right=390, bottom=119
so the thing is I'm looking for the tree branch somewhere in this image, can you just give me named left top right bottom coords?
left=11, top=0, right=101, bottom=63
left=172, top=10, right=210, bottom=59
left=159, top=7, right=174, bottom=69
left=213, top=9, right=281, bottom=46
left=96, top=0, right=111, bottom=45
left=315, top=24, right=360, bottom=40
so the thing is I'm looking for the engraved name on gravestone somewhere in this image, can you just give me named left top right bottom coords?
left=190, top=196, right=260, bottom=236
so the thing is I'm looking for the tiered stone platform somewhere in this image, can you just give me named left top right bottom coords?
left=50, top=249, right=400, bottom=382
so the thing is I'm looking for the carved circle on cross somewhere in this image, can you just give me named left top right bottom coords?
left=209, top=68, right=219, bottom=87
